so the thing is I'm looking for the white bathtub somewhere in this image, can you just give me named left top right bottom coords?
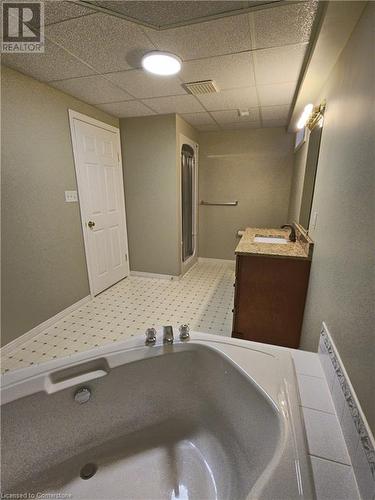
left=1, top=332, right=315, bottom=499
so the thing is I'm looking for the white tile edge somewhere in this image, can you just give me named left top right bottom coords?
left=129, top=270, right=181, bottom=281
left=318, top=321, right=375, bottom=491
left=0, top=295, right=92, bottom=357
left=198, top=257, right=236, bottom=264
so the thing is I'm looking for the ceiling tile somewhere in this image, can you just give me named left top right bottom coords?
left=145, top=14, right=252, bottom=60
left=92, top=1, right=248, bottom=29
left=180, top=52, right=255, bottom=90
left=211, top=108, right=259, bottom=124
left=261, top=105, right=290, bottom=121
left=262, top=119, right=287, bottom=128
left=253, top=44, right=307, bottom=85
left=222, top=120, right=261, bottom=130
left=142, top=95, right=204, bottom=114
left=195, top=123, right=220, bottom=131
left=2, top=39, right=95, bottom=82
left=250, top=1, right=318, bottom=49
left=44, top=2, right=95, bottom=26
left=258, top=82, right=295, bottom=106
left=96, top=100, right=155, bottom=118
left=197, top=87, right=258, bottom=111
left=106, top=69, right=185, bottom=99
left=50, top=75, right=132, bottom=105
left=180, top=112, right=216, bottom=126
left=46, top=13, right=155, bottom=73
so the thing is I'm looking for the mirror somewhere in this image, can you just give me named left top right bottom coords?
left=299, top=120, right=323, bottom=230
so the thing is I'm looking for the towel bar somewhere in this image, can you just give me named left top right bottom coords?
left=200, top=200, right=238, bottom=206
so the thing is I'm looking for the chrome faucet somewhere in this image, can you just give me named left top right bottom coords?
left=145, top=327, right=156, bottom=346
left=163, top=326, right=174, bottom=344
left=281, top=224, right=296, bottom=242
left=179, top=324, right=190, bottom=341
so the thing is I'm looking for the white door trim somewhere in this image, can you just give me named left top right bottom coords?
left=68, top=109, right=129, bottom=297
left=179, top=133, right=199, bottom=276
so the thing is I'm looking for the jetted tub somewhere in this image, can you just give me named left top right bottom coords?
left=1, top=332, right=315, bottom=499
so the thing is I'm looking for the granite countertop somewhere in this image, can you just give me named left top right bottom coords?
left=235, top=224, right=313, bottom=260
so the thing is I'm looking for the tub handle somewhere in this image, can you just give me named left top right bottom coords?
left=45, top=359, right=109, bottom=394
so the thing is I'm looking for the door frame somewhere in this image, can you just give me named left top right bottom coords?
left=68, top=109, right=129, bottom=297
left=179, top=133, right=199, bottom=275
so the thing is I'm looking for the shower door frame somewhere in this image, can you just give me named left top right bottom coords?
left=179, top=134, right=199, bottom=275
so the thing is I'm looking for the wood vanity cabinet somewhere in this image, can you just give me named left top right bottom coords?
left=232, top=254, right=311, bottom=348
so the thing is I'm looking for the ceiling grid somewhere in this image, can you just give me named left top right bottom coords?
left=2, top=0, right=319, bottom=130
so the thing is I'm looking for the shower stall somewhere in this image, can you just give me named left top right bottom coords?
left=180, top=138, right=198, bottom=268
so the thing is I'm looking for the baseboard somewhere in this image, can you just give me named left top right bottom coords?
left=130, top=270, right=181, bottom=281
left=319, top=322, right=375, bottom=498
left=198, top=257, right=236, bottom=264
left=0, top=295, right=91, bottom=356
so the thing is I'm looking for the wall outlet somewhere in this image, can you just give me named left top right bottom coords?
left=65, top=190, right=78, bottom=203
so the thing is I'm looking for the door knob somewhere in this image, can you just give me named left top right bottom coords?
left=88, top=221, right=95, bottom=229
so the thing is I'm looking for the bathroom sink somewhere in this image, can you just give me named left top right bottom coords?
left=1, top=332, right=314, bottom=499
left=254, top=235, right=288, bottom=244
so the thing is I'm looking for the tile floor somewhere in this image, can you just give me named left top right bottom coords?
left=1, top=260, right=235, bottom=373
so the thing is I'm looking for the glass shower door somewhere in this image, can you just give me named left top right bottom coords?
left=181, top=144, right=195, bottom=262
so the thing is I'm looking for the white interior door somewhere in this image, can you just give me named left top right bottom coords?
left=69, top=110, right=129, bottom=296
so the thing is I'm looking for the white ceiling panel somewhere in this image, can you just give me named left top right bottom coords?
left=106, top=69, right=185, bottom=99
left=91, top=1, right=250, bottom=29
left=211, top=108, right=259, bottom=124
left=145, top=14, right=252, bottom=60
left=250, top=1, right=318, bottom=49
left=142, top=95, right=205, bottom=114
left=44, top=2, right=95, bottom=26
left=96, top=100, right=155, bottom=118
left=46, top=13, right=155, bottom=73
left=223, top=120, right=261, bottom=130
left=180, top=52, right=255, bottom=91
left=261, top=105, right=290, bottom=121
left=197, top=87, right=258, bottom=111
left=258, top=82, right=296, bottom=106
left=195, top=123, right=220, bottom=131
left=253, top=43, right=308, bottom=85
left=262, top=119, right=287, bottom=128
left=180, top=112, right=216, bottom=126
left=50, top=75, right=133, bottom=105
left=2, top=39, right=95, bottom=82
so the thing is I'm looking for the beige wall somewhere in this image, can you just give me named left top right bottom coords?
left=121, top=114, right=198, bottom=277
left=120, top=115, right=180, bottom=276
left=198, top=128, right=294, bottom=260
left=293, top=4, right=374, bottom=431
left=1, top=66, right=118, bottom=347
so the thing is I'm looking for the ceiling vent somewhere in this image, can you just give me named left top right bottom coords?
left=184, top=80, right=219, bottom=95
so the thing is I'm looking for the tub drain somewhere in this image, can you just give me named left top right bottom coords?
left=80, top=463, right=97, bottom=480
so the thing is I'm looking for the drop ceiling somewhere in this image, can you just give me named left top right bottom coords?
left=2, top=0, right=320, bottom=130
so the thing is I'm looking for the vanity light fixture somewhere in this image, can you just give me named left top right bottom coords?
left=297, top=101, right=326, bottom=130
left=141, top=51, right=182, bottom=76
left=297, top=103, right=314, bottom=129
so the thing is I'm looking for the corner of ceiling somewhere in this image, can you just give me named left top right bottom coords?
left=287, top=0, right=367, bottom=134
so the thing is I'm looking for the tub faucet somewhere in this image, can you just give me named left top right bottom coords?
left=145, top=328, right=156, bottom=346
left=281, top=224, right=296, bottom=242
left=163, top=326, right=174, bottom=344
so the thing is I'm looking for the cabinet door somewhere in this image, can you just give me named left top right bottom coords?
left=232, top=255, right=310, bottom=348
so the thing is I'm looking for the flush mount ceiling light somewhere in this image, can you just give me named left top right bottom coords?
left=141, top=51, right=182, bottom=76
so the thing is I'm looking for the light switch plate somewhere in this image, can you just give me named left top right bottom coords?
left=65, top=190, right=78, bottom=203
